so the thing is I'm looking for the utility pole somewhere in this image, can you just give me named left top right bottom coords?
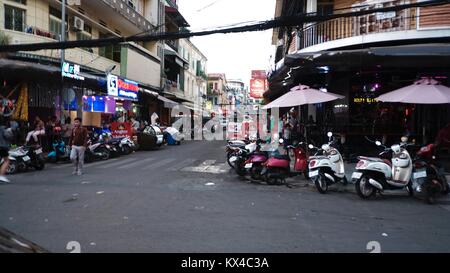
left=60, top=0, right=66, bottom=121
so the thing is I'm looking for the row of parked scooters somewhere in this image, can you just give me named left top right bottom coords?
left=5, top=131, right=138, bottom=175
left=5, top=125, right=185, bottom=175
left=226, top=132, right=449, bottom=204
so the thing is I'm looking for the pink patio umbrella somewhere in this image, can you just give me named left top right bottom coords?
left=262, top=84, right=344, bottom=109
left=376, top=78, right=450, bottom=104
left=376, top=77, right=450, bottom=144
left=263, top=85, right=344, bottom=145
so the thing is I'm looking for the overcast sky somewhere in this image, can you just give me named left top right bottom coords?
left=178, top=0, right=276, bottom=86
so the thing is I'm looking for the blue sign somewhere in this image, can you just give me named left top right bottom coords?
left=107, top=74, right=139, bottom=101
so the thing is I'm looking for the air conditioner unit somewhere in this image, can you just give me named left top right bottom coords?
left=73, top=16, right=84, bottom=31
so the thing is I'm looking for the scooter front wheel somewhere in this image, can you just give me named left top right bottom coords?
left=6, top=161, right=18, bottom=174
left=227, top=153, right=236, bottom=169
left=315, top=174, right=328, bottom=194
left=355, top=175, right=376, bottom=199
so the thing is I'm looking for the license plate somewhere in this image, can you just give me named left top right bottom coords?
left=352, top=172, right=363, bottom=179
left=23, top=156, right=31, bottom=162
left=309, top=170, right=319, bottom=177
left=229, top=156, right=237, bottom=163
left=245, top=163, right=253, bottom=169
left=35, top=148, right=42, bottom=155
left=413, top=170, right=427, bottom=179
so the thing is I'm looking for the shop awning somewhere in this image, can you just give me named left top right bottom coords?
left=266, top=43, right=450, bottom=101
left=284, top=43, right=450, bottom=69
left=0, top=58, right=106, bottom=88
left=157, top=95, right=179, bottom=108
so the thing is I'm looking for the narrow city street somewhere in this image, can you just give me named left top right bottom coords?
left=1, top=140, right=450, bottom=253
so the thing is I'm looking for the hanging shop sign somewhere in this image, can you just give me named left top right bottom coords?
left=111, top=122, right=132, bottom=138
left=353, top=97, right=378, bottom=103
left=250, top=79, right=267, bottom=99
left=107, top=74, right=139, bottom=101
left=62, top=62, right=85, bottom=81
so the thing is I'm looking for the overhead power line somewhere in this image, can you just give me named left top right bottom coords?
left=0, top=0, right=449, bottom=52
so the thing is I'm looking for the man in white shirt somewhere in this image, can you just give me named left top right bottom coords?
left=151, top=112, right=159, bottom=125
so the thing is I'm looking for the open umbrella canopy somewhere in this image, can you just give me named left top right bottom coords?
left=376, top=78, right=450, bottom=104
left=262, top=85, right=344, bottom=109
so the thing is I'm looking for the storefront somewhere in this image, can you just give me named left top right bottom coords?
left=0, top=57, right=106, bottom=126
left=266, top=43, right=450, bottom=152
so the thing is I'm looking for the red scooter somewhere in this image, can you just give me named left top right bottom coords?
left=261, top=139, right=310, bottom=185
left=412, top=143, right=449, bottom=204
left=234, top=140, right=269, bottom=180
left=289, top=141, right=310, bottom=179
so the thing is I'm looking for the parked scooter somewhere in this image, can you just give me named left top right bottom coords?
left=8, top=145, right=45, bottom=174
left=352, top=138, right=414, bottom=199
left=412, top=143, right=449, bottom=204
left=261, top=140, right=290, bottom=185
left=226, top=139, right=250, bottom=168
left=308, top=132, right=347, bottom=193
left=231, top=139, right=268, bottom=180
left=287, top=140, right=310, bottom=179
left=84, top=136, right=111, bottom=163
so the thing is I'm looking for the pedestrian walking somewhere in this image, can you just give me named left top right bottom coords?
left=69, top=118, right=88, bottom=176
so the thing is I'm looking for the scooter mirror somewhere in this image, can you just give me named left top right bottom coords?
left=308, top=144, right=314, bottom=149
left=375, top=141, right=382, bottom=146
left=327, top=132, right=333, bottom=138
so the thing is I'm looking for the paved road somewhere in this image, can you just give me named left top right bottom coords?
left=1, top=140, right=450, bottom=253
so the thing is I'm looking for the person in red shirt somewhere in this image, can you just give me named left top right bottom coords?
left=69, top=118, right=88, bottom=176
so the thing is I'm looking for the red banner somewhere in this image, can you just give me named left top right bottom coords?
left=111, top=122, right=132, bottom=138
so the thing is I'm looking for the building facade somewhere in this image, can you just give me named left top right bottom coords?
left=207, top=73, right=229, bottom=114
left=179, top=38, right=208, bottom=110
left=227, top=79, right=247, bottom=107
left=0, top=0, right=164, bottom=126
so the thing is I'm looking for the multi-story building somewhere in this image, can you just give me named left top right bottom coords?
left=160, top=0, right=188, bottom=120
left=207, top=73, right=229, bottom=113
left=179, top=38, right=208, bottom=111
left=0, top=0, right=166, bottom=126
left=227, top=79, right=247, bottom=107
left=268, top=0, right=450, bottom=150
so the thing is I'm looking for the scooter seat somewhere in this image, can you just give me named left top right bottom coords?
left=358, top=156, right=392, bottom=167
left=358, top=156, right=383, bottom=162
left=309, top=155, right=327, bottom=160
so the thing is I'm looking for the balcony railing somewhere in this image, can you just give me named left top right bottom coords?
left=166, top=39, right=179, bottom=51
left=298, top=1, right=416, bottom=50
left=101, top=0, right=155, bottom=32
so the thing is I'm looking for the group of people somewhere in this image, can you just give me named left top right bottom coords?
left=24, top=116, right=75, bottom=147
left=0, top=115, right=89, bottom=183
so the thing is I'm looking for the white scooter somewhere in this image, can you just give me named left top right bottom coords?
left=308, top=132, right=347, bottom=194
left=352, top=139, right=414, bottom=199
